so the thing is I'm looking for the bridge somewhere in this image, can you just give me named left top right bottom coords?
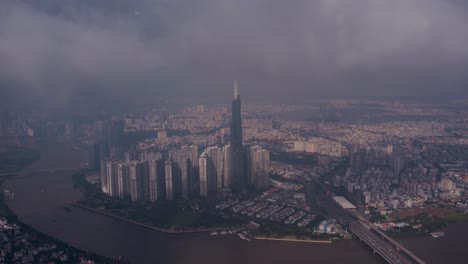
left=349, top=209, right=425, bottom=264
left=310, top=178, right=425, bottom=264
left=350, top=221, right=412, bottom=264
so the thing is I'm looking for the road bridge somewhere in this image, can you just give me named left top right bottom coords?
left=309, top=177, right=425, bottom=264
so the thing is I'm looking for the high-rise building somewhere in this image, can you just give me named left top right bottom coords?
left=129, top=161, right=141, bottom=202
left=129, top=161, right=149, bottom=202
left=99, top=141, right=110, bottom=160
left=109, top=119, right=124, bottom=145
left=199, top=153, right=208, bottom=197
left=165, top=160, right=174, bottom=200
left=96, top=142, right=111, bottom=194
left=170, top=149, right=190, bottom=199
left=198, top=147, right=225, bottom=197
left=179, top=157, right=189, bottom=199
left=159, top=109, right=170, bottom=123
left=350, top=144, right=367, bottom=174
left=100, top=159, right=108, bottom=193
left=206, top=146, right=224, bottom=191
left=0, top=108, right=7, bottom=136
left=106, top=160, right=120, bottom=196
left=149, top=159, right=165, bottom=202
left=88, top=143, right=101, bottom=172
left=124, top=151, right=136, bottom=162
left=272, top=120, right=281, bottom=130
left=245, top=146, right=270, bottom=190
left=117, top=162, right=130, bottom=199
left=190, top=145, right=200, bottom=194
left=97, top=119, right=125, bottom=160
left=64, top=121, right=75, bottom=139
left=223, top=145, right=231, bottom=188
left=230, top=80, right=246, bottom=193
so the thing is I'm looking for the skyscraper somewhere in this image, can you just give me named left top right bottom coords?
left=245, top=145, right=270, bottom=190
left=117, top=162, right=130, bottom=199
left=149, top=159, right=164, bottom=202
left=100, top=159, right=108, bottom=193
left=106, top=160, right=120, bottom=196
left=128, top=161, right=149, bottom=202
left=230, top=80, right=246, bottom=193
left=190, top=145, right=200, bottom=194
left=87, top=143, right=101, bottom=172
left=169, top=149, right=190, bottom=199
left=199, top=152, right=208, bottom=197
left=165, top=160, right=174, bottom=200
left=205, top=146, right=224, bottom=191
left=223, top=145, right=231, bottom=188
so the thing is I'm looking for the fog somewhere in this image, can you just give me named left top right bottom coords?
left=1, top=0, right=467, bottom=112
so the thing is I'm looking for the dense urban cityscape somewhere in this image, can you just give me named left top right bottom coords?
left=1, top=82, right=468, bottom=263
left=2, top=0, right=468, bottom=263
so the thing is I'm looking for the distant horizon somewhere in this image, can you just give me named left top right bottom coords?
left=1, top=0, right=468, bottom=114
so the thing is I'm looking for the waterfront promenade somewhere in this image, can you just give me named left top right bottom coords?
left=70, top=203, right=334, bottom=244
left=69, top=202, right=232, bottom=234
left=254, top=236, right=332, bottom=244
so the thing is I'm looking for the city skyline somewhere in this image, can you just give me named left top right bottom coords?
left=89, top=85, right=271, bottom=202
left=1, top=1, right=468, bottom=264
left=2, top=92, right=468, bottom=263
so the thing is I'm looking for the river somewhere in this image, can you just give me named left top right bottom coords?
left=2, top=142, right=468, bottom=264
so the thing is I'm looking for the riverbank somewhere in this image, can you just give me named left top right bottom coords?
left=69, top=202, right=233, bottom=234
left=1, top=181, right=126, bottom=263
left=254, top=236, right=332, bottom=244
left=1, top=142, right=390, bottom=264
left=0, top=210, right=126, bottom=263
left=4, top=148, right=453, bottom=264
left=71, top=199, right=337, bottom=246
left=70, top=202, right=338, bottom=244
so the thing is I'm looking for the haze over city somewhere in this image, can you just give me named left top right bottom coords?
left=1, top=1, right=468, bottom=264
left=1, top=0, right=468, bottom=112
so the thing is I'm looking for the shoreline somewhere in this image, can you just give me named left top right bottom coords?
left=69, top=202, right=232, bottom=234
left=69, top=203, right=336, bottom=244
left=254, top=236, right=333, bottom=244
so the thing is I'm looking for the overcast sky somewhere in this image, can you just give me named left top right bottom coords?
left=1, top=0, right=467, bottom=112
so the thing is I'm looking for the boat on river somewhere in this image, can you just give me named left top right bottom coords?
left=431, top=232, right=445, bottom=238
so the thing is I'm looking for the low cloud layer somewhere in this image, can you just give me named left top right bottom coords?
left=1, top=0, right=468, bottom=112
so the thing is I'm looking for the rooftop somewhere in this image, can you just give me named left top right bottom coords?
left=332, top=196, right=357, bottom=209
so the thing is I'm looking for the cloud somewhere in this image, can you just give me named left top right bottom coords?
left=0, top=0, right=467, bottom=111
left=0, top=1, right=165, bottom=110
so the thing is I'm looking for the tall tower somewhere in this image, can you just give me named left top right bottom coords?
left=165, top=160, right=174, bottom=200
left=106, top=160, right=119, bottom=196
left=117, top=162, right=129, bottom=199
left=230, top=80, right=246, bottom=193
left=199, top=152, right=208, bottom=197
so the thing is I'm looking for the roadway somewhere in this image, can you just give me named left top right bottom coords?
left=350, top=221, right=412, bottom=264
left=309, top=177, right=425, bottom=264
left=349, top=209, right=425, bottom=264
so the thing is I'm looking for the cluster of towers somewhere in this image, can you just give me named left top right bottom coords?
left=101, top=147, right=199, bottom=202
left=87, top=119, right=125, bottom=172
left=199, top=144, right=270, bottom=196
left=89, top=82, right=270, bottom=202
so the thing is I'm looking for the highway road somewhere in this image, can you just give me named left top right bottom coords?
left=309, top=177, right=425, bottom=264
left=349, top=221, right=412, bottom=264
